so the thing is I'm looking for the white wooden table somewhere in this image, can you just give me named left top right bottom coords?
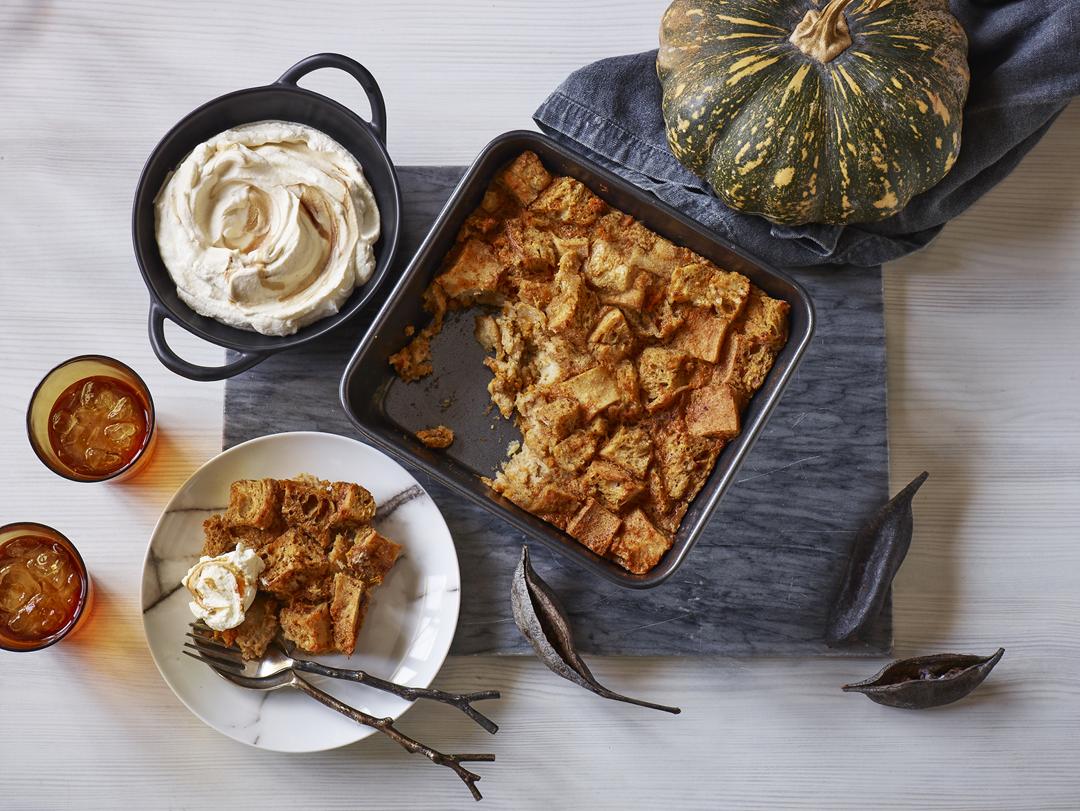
left=2, top=2, right=1077, bottom=808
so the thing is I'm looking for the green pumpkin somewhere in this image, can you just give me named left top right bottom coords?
left=657, top=0, right=969, bottom=225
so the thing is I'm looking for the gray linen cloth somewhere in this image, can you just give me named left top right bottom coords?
left=534, top=1, right=1080, bottom=268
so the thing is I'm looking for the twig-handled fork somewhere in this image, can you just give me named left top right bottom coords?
left=185, top=623, right=500, bottom=733
left=184, top=628, right=495, bottom=800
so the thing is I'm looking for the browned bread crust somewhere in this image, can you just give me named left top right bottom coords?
left=200, top=476, right=401, bottom=659
left=390, top=150, right=790, bottom=574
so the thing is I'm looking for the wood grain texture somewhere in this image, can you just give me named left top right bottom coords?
left=0, top=1, right=1078, bottom=809
left=223, top=168, right=890, bottom=657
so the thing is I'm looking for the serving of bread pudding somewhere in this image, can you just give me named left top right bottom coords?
left=198, top=475, right=401, bottom=659
left=390, top=151, right=790, bottom=575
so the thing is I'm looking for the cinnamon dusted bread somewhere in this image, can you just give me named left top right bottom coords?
left=390, top=151, right=789, bottom=574
left=202, top=475, right=401, bottom=658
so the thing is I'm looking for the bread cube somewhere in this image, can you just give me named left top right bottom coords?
left=588, top=306, right=635, bottom=365
left=292, top=577, right=332, bottom=602
left=646, top=466, right=675, bottom=518
left=560, top=365, right=620, bottom=419
left=610, top=509, right=673, bottom=575
left=327, top=532, right=353, bottom=571
left=552, top=235, right=590, bottom=261
left=260, top=529, right=327, bottom=598
left=653, top=416, right=712, bottom=501
left=529, top=176, right=605, bottom=227
left=597, top=272, right=649, bottom=312
left=612, top=360, right=642, bottom=421
left=544, top=266, right=598, bottom=340
left=224, top=479, right=281, bottom=530
left=201, top=514, right=238, bottom=558
left=504, top=219, right=557, bottom=272
left=599, top=425, right=652, bottom=479
left=415, top=425, right=455, bottom=449
left=637, top=347, right=693, bottom=413
left=329, top=481, right=377, bottom=527
left=527, top=398, right=581, bottom=451
left=740, top=287, right=790, bottom=349
left=668, top=262, right=750, bottom=317
left=330, top=572, right=369, bottom=656
left=585, top=240, right=638, bottom=292
left=671, top=306, right=729, bottom=364
left=566, top=499, right=622, bottom=556
left=620, top=221, right=681, bottom=279
left=685, top=384, right=741, bottom=440
left=227, top=523, right=281, bottom=553
left=530, top=482, right=583, bottom=523
left=719, top=334, right=776, bottom=400
left=437, top=239, right=505, bottom=304
left=624, top=298, right=685, bottom=341
left=498, top=150, right=552, bottom=207
left=585, top=459, right=645, bottom=511
left=280, top=599, right=333, bottom=654
left=219, top=592, right=279, bottom=660
left=345, top=527, right=403, bottom=585
left=552, top=429, right=600, bottom=474
left=280, top=479, right=335, bottom=535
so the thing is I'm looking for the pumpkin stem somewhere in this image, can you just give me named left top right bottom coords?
left=789, top=0, right=857, bottom=63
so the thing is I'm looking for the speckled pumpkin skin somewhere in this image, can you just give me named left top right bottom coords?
left=657, top=0, right=969, bottom=225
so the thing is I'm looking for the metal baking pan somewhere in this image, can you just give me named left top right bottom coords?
left=339, top=130, right=815, bottom=588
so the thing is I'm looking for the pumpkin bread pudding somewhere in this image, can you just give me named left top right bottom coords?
left=390, top=151, right=789, bottom=574
left=202, top=475, right=401, bottom=659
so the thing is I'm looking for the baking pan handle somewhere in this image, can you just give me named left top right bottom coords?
left=276, top=53, right=388, bottom=144
left=148, top=304, right=268, bottom=381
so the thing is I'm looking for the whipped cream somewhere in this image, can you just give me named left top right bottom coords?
left=181, top=543, right=265, bottom=631
left=154, top=120, right=380, bottom=336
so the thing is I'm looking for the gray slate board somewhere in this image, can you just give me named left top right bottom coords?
left=224, top=165, right=891, bottom=657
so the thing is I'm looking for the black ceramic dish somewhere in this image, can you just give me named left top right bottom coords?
left=339, top=131, right=815, bottom=588
left=132, top=53, right=401, bottom=381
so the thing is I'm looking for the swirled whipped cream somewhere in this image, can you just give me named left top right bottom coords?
left=154, top=120, right=380, bottom=336
left=181, top=543, right=265, bottom=631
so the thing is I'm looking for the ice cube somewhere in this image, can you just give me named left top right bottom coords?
left=25, top=549, right=67, bottom=592
left=106, top=396, right=134, bottom=421
left=104, top=421, right=138, bottom=449
left=50, top=409, right=77, bottom=437
left=93, top=387, right=121, bottom=414
left=84, top=446, right=121, bottom=471
left=8, top=593, right=44, bottom=635
left=59, top=417, right=91, bottom=450
left=79, top=380, right=97, bottom=408
left=0, top=564, right=37, bottom=614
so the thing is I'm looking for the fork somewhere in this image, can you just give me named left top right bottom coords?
left=183, top=622, right=500, bottom=733
left=184, top=628, right=495, bottom=801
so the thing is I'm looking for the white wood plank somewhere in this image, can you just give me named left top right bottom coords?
left=0, top=1, right=1078, bottom=808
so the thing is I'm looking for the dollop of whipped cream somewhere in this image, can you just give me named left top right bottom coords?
left=154, top=120, right=380, bottom=336
left=181, top=543, right=265, bottom=631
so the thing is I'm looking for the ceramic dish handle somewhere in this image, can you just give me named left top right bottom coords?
left=148, top=304, right=267, bottom=381
left=276, top=53, right=388, bottom=144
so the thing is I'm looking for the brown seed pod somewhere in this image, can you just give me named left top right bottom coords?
left=827, top=471, right=929, bottom=646
left=842, top=648, right=1005, bottom=709
left=511, top=546, right=680, bottom=714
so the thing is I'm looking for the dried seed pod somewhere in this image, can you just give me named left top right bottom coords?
left=826, top=471, right=929, bottom=646
left=843, top=648, right=1004, bottom=709
left=511, top=546, right=680, bottom=714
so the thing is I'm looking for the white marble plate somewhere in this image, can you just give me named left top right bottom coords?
left=140, top=431, right=460, bottom=752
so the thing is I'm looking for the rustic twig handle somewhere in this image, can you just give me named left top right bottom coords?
left=291, top=674, right=494, bottom=801
left=290, top=655, right=500, bottom=733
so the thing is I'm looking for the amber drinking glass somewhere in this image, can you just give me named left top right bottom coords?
left=27, top=355, right=156, bottom=482
left=0, top=522, right=93, bottom=652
